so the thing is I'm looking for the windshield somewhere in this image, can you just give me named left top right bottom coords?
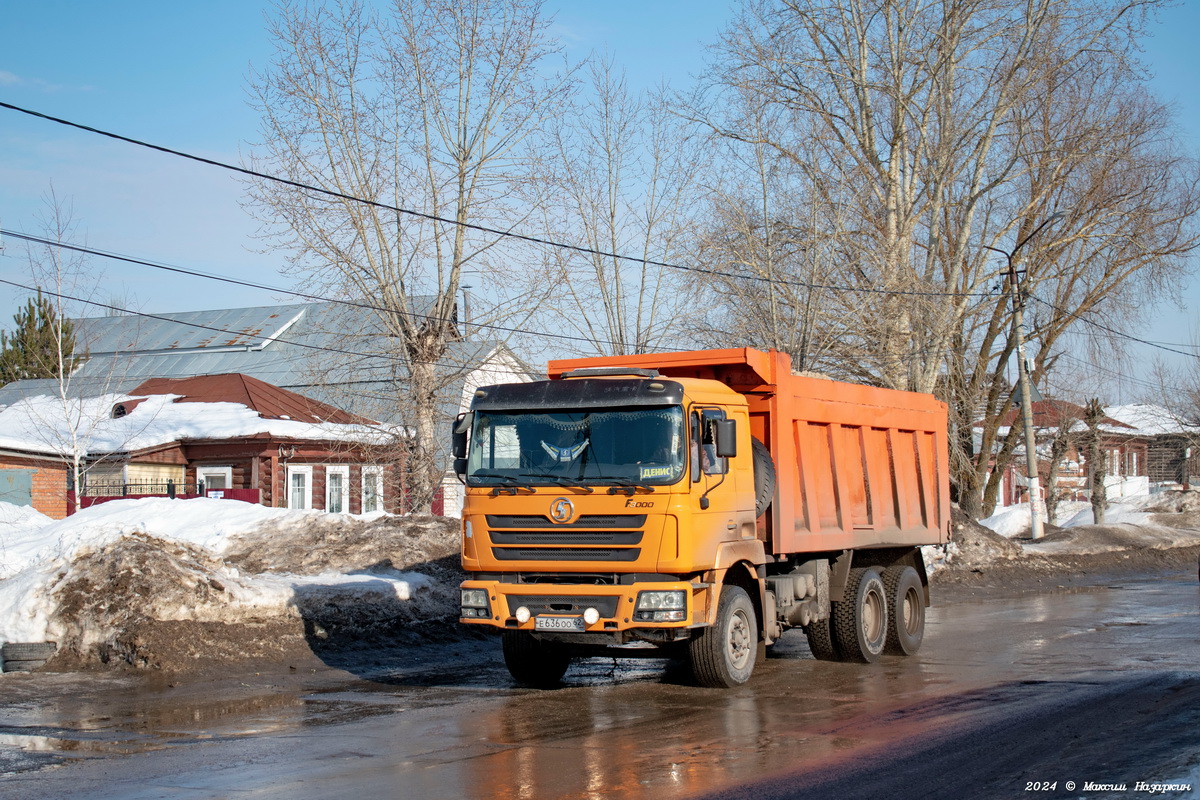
left=466, top=406, right=686, bottom=487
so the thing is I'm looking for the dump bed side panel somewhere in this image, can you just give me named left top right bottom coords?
left=754, top=373, right=950, bottom=554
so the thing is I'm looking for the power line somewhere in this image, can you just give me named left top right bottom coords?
left=0, top=227, right=678, bottom=353
left=0, top=100, right=995, bottom=301
left=1028, top=295, right=1200, bottom=361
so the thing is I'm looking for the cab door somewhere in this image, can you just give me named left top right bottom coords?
left=690, top=407, right=741, bottom=547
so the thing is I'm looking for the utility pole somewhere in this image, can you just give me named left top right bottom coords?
left=984, top=213, right=1064, bottom=540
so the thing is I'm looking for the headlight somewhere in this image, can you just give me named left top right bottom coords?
left=461, top=589, right=489, bottom=607
left=461, top=588, right=491, bottom=618
left=635, top=590, right=686, bottom=611
left=633, top=590, right=687, bottom=622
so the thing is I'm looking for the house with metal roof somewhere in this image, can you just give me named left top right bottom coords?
left=0, top=301, right=536, bottom=516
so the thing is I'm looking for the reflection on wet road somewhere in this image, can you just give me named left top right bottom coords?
left=2, top=574, right=1197, bottom=799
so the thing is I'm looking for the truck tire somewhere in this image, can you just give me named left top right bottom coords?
left=882, top=566, right=925, bottom=656
left=1, top=642, right=56, bottom=661
left=832, top=567, right=887, bottom=663
left=751, top=437, right=776, bottom=518
left=501, top=631, right=572, bottom=688
left=689, top=585, right=757, bottom=687
left=1, top=659, right=45, bottom=673
left=804, top=618, right=840, bottom=661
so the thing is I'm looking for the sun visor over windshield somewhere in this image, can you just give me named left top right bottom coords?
left=471, top=378, right=685, bottom=411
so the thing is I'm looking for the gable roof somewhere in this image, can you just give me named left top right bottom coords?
left=1104, top=403, right=1200, bottom=437
left=131, top=374, right=368, bottom=425
left=0, top=300, right=535, bottom=422
left=991, top=399, right=1132, bottom=432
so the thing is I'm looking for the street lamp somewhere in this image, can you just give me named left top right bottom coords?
left=983, top=212, right=1064, bottom=540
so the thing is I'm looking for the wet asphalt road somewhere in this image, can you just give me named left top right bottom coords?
left=1, top=572, right=1198, bottom=800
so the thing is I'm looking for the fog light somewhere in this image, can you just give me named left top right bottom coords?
left=583, top=607, right=600, bottom=625
left=515, top=606, right=532, bottom=624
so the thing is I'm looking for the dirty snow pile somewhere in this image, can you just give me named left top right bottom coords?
left=0, top=498, right=459, bottom=670
left=977, top=490, right=1200, bottom=555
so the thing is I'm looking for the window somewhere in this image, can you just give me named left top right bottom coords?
left=325, top=466, right=349, bottom=514
left=287, top=465, right=313, bottom=510
left=690, top=409, right=729, bottom=481
left=198, top=466, right=233, bottom=493
left=362, top=466, right=384, bottom=514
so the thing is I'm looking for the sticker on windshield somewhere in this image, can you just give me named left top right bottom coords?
left=541, top=439, right=589, bottom=462
left=639, top=465, right=675, bottom=480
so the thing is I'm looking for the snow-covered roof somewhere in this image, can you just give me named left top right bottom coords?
left=0, top=390, right=389, bottom=459
left=0, top=301, right=538, bottom=424
left=1103, top=404, right=1200, bottom=438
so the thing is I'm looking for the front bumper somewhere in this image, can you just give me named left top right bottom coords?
left=459, top=579, right=712, bottom=633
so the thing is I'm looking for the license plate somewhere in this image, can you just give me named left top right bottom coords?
left=535, top=616, right=584, bottom=631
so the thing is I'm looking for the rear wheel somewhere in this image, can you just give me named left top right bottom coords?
left=882, top=566, right=925, bottom=656
left=832, top=567, right=887, bottom=663
left=502, top=631, right=572, bottom=688
left=804, top=617, right=840, bottom=661
left=690, top=585, right=757, bottom=687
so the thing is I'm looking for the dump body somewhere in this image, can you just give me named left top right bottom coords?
left=459, top=347, right=950, bottom=687
left=547, top=347, right=952, bottom=555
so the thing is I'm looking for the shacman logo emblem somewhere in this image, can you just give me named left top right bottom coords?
left=550, top=497, right=575, bottom=523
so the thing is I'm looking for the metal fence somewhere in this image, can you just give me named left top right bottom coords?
left=80, top=480, right=206, bottom=498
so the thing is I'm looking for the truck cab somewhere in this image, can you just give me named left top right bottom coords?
left=456, top=367, right=768, bottom=687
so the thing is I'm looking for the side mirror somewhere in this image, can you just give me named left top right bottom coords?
left=714, top=419, right=737, bottom=458
left=451, top=413, right=472, bottom=477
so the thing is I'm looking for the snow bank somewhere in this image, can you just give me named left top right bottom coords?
left=0, top=498, right=457, bottom=662
left=0, top=502, right=55, bottom=580
left=979, top=497, right=1153, bottom=537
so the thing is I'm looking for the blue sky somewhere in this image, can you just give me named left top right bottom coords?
left=0, top=1, right=1196, bottom=397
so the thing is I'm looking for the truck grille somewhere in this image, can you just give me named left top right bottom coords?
left=492, top=547, right=641, bottom=562
left=486, top=514, right=646, bottom=562
left=490, top=530, right=643, bottom=545
left=486, top=514, right=646, bottom=528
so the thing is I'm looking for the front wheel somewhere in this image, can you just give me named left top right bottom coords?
left=689, top=585, right=758, bottom=688
left=502, top=631, right=572, bottom=688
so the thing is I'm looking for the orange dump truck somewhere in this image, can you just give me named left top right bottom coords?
left=452, top=348, right=950, bottom=687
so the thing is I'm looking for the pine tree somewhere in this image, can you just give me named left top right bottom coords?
left=0, top=290, right=79, bottom=385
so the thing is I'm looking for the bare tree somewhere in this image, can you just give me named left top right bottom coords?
left=698, top=0, right=1200, bottom=517
left=536, top=58, right=704, bottom=356
left=248, top=0, right=572, bottom=509
left=8, top=190, right=147, bottom=502
left=692, top=94, right=845, bottom=370
left=1083, top=398, right=1109, bottom=523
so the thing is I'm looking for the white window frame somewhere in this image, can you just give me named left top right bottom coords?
left=361, top=466, right=384, bottom=514
left=325, top=465, right=349, bottom=514
left=198, top=466, right=234, bottom=494
left=287, top=465, right=313, bottom=510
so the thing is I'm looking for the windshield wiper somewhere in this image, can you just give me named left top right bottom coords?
left=604, top=478, right=655, bottom=495
left=519, top=473, right=595, bottom=493
left=473, top=472, right=533, bottom=496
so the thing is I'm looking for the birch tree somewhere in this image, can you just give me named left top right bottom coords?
left=248, top=0, right=571, bottom=509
